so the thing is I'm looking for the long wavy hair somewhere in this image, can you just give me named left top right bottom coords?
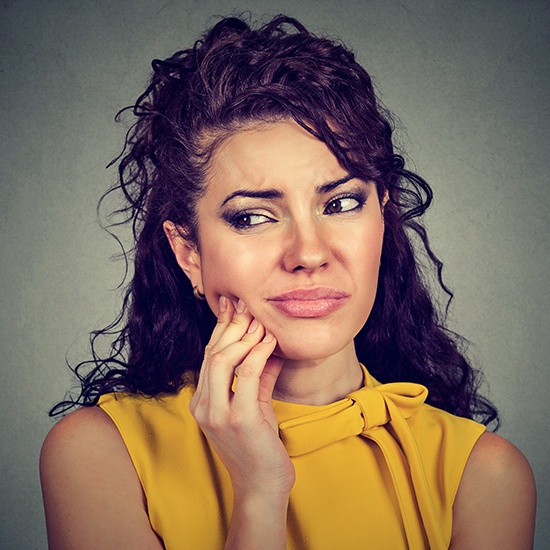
left=51, top=14, right=498, bottom=426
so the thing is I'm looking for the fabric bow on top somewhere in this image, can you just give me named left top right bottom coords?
left=278, top=381, right=428, bottom=457
left=277, top=375, right=447, bottom=550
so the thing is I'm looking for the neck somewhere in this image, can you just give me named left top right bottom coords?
left=272, top=343, right=364, bottom=405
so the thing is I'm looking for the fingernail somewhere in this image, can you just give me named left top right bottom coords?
left=219, top=296, right=227, bottom=313
left=263, top=332, right=274, bottom=343
left=236, top=298, right=246, bottom=313
left=247, top=319, right=259, bottom=333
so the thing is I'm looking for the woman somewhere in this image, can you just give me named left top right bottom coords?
left=40, top=14, right=536, bottom=549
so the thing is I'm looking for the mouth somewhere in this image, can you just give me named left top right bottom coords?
left=267, top=288, right=350, bottom=318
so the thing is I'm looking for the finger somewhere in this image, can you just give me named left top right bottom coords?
left=258, top=354, right=284, bottom=404
left=204, top=321, right=266, bottom=407
left=231, top=332, right=278, bottom=411
left=194, top=293, right=261, bottom=409
left=208, top=298, right=255, bottom=353
left=195, top=296, right=238, bottom=398
left=206, top=296, right=233, bottom=344
left=194, top=306, right=265, bottom=414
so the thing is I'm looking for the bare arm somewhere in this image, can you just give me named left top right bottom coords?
left=40, top=406, right=164, bottom=550
left=451, top=431, right=536, bottom=549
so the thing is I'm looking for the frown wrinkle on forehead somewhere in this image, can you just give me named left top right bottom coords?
left=219, top=174, right=355, bottom=208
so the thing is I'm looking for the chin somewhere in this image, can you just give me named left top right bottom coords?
left=272, top=332, right=354, bottom=363
left=256, top=307, right=368, bottom=363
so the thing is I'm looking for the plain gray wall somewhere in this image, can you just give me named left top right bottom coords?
left=1, top=0, right=548, bottom=548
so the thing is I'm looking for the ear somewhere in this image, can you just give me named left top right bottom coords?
left=379, top=190, right=390, bottom=222
left=163, top=221, right=203, bottom=292
left=381, top=189, right=389, bottom=209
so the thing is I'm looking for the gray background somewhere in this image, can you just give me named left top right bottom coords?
left=1, top=0, right=548, bottom=548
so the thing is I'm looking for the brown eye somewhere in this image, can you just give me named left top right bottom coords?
left=323, top=196, right=362, bottom=215
left=225, top=211, right=276, bottom=230
left=326, top=200, right=343, bottom=213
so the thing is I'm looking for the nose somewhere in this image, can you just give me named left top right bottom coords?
left=282, top=220, right=330, bottom=273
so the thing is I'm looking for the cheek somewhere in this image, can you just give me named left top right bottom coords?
left=350, top=222, right=385, bottom=311
left=349, top=220, right=384, bottom=271
left=200, top=237, right=266, bottom=300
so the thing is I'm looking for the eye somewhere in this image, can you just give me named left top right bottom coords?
left=323, top=195, right=363, bottom=215
left=227, top=212, right=275, bottom=230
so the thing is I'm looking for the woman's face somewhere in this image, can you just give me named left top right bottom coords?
left=174, top=121, right=385, bottom=362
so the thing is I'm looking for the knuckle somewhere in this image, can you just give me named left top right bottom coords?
left=191, top=406, right=223, bottom=431
left=229, top=314, right=247, bottom=328
left=234, top=361, right=257, bottom=378
left=227, top=411, right=246, bottom=431
left=189, top=395, right=205, bottom=417
left=241, top=331, right=262, bottom=344
left=189, top=404, right=204, bottom=423
left=204, top=342, right=214, bottom=354
left=205, top=411, right=223, bottom=431
left=202, top=346, right=214, bottom=362
left=207, top=351, right=226, bottom=369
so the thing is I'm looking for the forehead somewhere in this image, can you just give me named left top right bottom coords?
left=204, top=120, right=345, bottom=194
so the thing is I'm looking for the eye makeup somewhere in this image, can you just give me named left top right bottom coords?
left=323, top=189, right=367, bottom=215
left=221, top=209, right=277, bottom=230
left=220, top=184, right=369, bottom=231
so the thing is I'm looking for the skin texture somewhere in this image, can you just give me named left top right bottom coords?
left=451, top=431, right=536, bottom=549
left=41, top=121, right=536, bottom=549
left=41, top=407, right=164, bottom=550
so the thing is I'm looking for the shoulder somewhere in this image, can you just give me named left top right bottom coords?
left=40, top=405, right=144, bottom=509
left=42, top=404, right=120, bottom=444
left=40, top=407, right=162, bottom=549
left=451, top=431, right=536, bottom=549
left=41, top=405, right=132, bottom=471
left=41, top=406, right=128, bottom=474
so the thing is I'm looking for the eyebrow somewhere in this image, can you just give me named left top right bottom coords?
left=316, top=174, right=354, bottom=194
left=220, top=174, right=355, bottom=207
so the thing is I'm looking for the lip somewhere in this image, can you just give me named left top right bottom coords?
left=267, top=288, right=350, bottom=318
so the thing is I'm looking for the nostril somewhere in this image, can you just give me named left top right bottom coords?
left=282, top=227, right=330, bottom=273
left=291, top=261, right=328, bottom=273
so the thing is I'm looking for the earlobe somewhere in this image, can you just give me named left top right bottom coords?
left=162, top=221, right=203, bottom=290
left=380, top=190, right=389, bottom=223
left=381, top=190, right=389, bottom=209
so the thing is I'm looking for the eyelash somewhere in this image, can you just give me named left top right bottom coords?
left=323, top=192, right=366, bottom=215
left=223, top=211, right=275, bottom=230
left=223, top=192, right=367, bottom=230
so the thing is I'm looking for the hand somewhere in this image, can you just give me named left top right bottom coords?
left=189, top=296, right=296, bottom=498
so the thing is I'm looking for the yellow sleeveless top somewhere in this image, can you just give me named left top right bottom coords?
left=98, top=366, right=485, bottom=549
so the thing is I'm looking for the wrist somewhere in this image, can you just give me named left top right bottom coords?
left=230, top=468, right=295, bottom=501
left=233, top=489, right=291, bottom=522
left=226, top=492, right=290, bottom=550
